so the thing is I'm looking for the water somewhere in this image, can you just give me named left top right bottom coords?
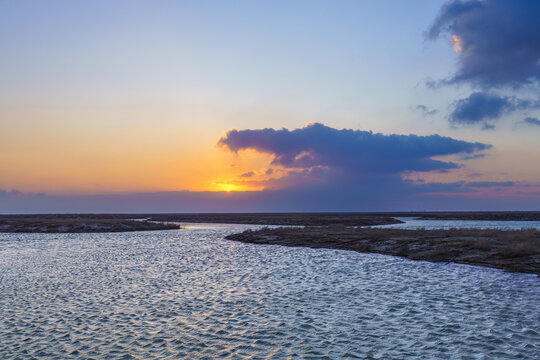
left=374, top=217, right=540, bottom=230
left=0, top=223, right=538, bottom=359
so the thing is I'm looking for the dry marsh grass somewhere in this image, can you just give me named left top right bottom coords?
left=496, top=231, right=540, bottom=258
left=226, top=226, right=540, bottom=275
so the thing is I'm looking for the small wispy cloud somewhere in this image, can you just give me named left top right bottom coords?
left=521, top=117, right=540, bottom=127
left=240, top=171, right=255, bottom=178
left=415, top=105, right=438, bottom=117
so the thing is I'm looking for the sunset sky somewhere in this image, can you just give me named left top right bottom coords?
left=1, top=0, right=540, bottom=212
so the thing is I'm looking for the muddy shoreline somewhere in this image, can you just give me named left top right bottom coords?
left=225, top=227, right=540, bottom=275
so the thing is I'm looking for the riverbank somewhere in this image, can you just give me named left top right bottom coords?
left=0, top=218, right=180, bottom=233
left=225, top=227, right=540, bottom=275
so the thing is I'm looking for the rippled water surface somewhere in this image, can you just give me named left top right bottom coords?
left=375, top=217, right=540, bottom=230
left=0, top=223, right=539, bottom=359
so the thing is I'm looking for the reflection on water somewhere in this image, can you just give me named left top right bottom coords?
left=375, top=217, right=540, bottom=230
left=0, top=223, right=539, bottom=359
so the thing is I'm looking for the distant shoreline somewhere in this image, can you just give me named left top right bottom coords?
left=0, top=218, right=179, bottom=233
left=0, top=213, right=403, bottom=228
left=225, top=227, right=540, bottom=276
left=2, top=211, right=540, bottom=227
left=2, top=212, right=540, bottom=233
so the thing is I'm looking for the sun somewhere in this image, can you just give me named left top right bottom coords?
left=211, top=181, right=262, bottom=192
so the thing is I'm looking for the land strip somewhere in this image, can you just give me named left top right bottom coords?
left=225, top=227, right=540, bottom=275
left=0, top=213, right=403, bottom=227
left=0, top=218, right=179, bottom=233
left=3, top=212, right=540, bottom=224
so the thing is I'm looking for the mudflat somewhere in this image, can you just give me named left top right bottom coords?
left=225, top=226, right=540, bottom=275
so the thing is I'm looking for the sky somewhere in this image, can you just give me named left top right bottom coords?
left=1, top=0, right=540, bottom=213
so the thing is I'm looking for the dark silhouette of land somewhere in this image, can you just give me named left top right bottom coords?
left=2, top=211, right=540, bottom=227
left=0, top=213, right=402, bottom=228
left=0, top=217, right=179, bottom=233
left=225, top=227, right=540, bottom=275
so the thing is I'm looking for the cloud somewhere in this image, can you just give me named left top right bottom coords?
left=521, top=117, right=540, bottom=126
left=415, top=180, right=472, bottom=194
left=0, top=189, right=45, bottom=200
left=467, top=181, right=515, bottom=188
left=218, top=123, right=490, bottom=176
left=415, top=105, right=438, bottom=117
left=240, top=171, right=255, bottom=178
left=449, top=92, right=536, bottom=128
left=216, top=123, right=506, bottom=205
left=427, top=0, right=540, bottom=88
left=460, top=153, right=485, bottom=161
left=481, top=123, right=495, bottom=130
left=5, top=123, right=536, bottom=213
left=407, top=180, right=516, bottom=193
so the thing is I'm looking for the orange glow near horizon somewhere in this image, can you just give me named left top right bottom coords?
left=2, top=104, right=539, bottom=197
left=0, top=108, right=275, bottom=194
left=0, top=144, right=272, bottom=195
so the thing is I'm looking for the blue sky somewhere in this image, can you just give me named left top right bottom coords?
left=1, top=1, right=451, bottom=120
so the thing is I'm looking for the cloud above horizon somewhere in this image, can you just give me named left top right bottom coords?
left=415, top=105, right=438, bottom=117
left=218, top=123, right=490, bottom=177
left=2, top=122, right=537, bottom=213
left=240, top=171, right=255, bottom=178
left=449, top=92, right=537, bottom=129
left=427, top=0, right=540, bottom=128
left=521, top=117, right=540, bottom=127
left=427, top=0, right=540, bottom=88
left=214, top=123, right=509, bottom=203
left=467, top=181, right=515, bottom=188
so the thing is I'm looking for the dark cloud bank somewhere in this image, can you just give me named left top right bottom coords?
left=3, top=124, right=536, bottom=213
left=428, top=0, right=540, bottom=87
left=218, top=123, right=489, bottom=174
left=428, top=0, right=540, bottom=129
